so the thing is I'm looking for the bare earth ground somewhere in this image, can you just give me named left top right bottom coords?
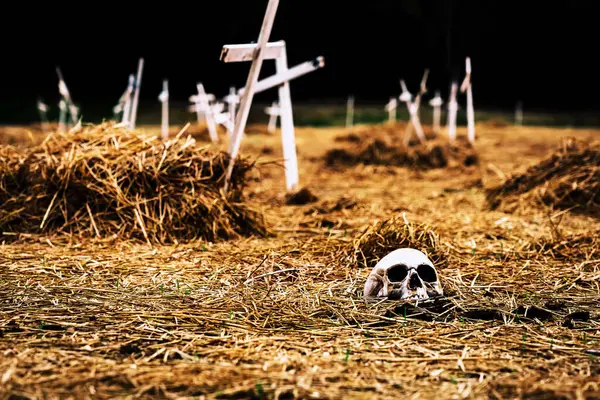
left=1, top=122, right=599, bottom=399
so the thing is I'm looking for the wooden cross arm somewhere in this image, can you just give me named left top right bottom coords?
left=220, top=41, right=286, bottom=63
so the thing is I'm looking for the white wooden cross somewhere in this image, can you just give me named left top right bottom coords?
left=37, top=98, right=49, bottom=132
left=159, top=79, right=169, bottom=140
left=264, top=101, right=281, bottom=132
left=223, top=86, right=239, bottom=137
left=220, top=0, right=280, bottom=194
left=515, top=101, right=523, bottom=126
left=460, top=57, right=475, bottom=143
left=447, top=82, right=458, bottom=143
left=346, top=95, right=354, bottom=128
left=385, top=97, right=397, bottom=123
left=428, top=91, right=443, bottom=135
left=129, top=58, right=144, bottom=130
left=56, top=67, right=78, bottom=125
left=220, top=1, right=323, bottom=193
left=212, top=101, right=234, bottom=132
left=399, top=70, right=428, bottom=146
left=191, top=83, right=219, bottom=143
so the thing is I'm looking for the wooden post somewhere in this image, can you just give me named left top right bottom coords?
left=224, top=86, right=239, bottom=137
left=58, top=99, right=67, bottom=133
left=129, top=58, right=144, bottom=130
left=429, top=91, right=443, bottom=135
left=515, top=101, right=523, bottom=126
left=385, top=97, right=397, bottom=123
left=37, top=98, right=49, bottom=132
left=461, top=57, right=475, bottom=143
left=346, top=95, right=354, bottom=128
left=159, top=79, right=169, bottom=140
left=121, top=74, right=134, bottom=126
left=447, top=82, right=458, bottom=143
left=276, top=46, right=300, bottom=191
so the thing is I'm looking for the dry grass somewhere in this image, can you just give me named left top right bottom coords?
left=0, top=122, right=599, bottom=399
left=486, top=137, right=600, bottom=218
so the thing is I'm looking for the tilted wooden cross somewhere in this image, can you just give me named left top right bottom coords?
left=220, top=0, right=280, bottom=195
left=220, top=0, right=324, bottom=193
left=399, top=69, right=429, bottom=146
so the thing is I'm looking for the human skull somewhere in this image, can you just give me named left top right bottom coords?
left=363, top=248, right=443, bottom=300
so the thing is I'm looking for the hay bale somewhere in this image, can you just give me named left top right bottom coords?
left=0, top=122, right=269, bottom=243
left=348, top=213, right=448, bottom=269
left=486, top=138, right=600, bottom=217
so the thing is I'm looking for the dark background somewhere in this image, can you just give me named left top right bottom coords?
left=0, top=0, right=598, bottom=123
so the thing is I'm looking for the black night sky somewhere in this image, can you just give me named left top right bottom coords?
left=0, top=0, right=598, bottom=123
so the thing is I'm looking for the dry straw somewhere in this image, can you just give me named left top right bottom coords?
left=0, top=122, right=269, bottom=243
left=486, top=137, right=600, bottom=217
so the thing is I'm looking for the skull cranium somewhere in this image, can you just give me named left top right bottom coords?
left=363, top=248, right=443, bottom=300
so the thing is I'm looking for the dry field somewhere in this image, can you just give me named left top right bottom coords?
left=1, top=120, right=599, bottom=399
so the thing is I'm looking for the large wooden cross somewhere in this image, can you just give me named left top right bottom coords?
left=220, top=0, right=280, bottom=195
left=220, top=0, right=324, bottom=193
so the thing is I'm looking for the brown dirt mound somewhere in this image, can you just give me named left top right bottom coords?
left=325, top=130, right=478, bottom=170
left=347, top=213, right=448, bottom=269
left=486, top=138, right=600, bottom=217
left=0, top=122, right=269, bottom=243
left=285, top=187, right=319, bottom=205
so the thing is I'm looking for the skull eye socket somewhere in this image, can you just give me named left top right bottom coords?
left=417, top=264, right=437, bottom=282
left=387, top=264, right=408, bottom=282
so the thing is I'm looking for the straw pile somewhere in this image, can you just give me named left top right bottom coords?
left=347, top=213, right=448, bottom=269
left=325, top=131, right=478, bottom=170
left=486, top=138, right=600, bottom=217
left=0, top=123, right=269, bottom=243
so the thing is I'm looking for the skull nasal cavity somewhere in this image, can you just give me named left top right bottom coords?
left=409, top=273, right=421, bottom=290
left=417, top=264, right=437, bottom=282
left=387, top=264, right=408, bottom=282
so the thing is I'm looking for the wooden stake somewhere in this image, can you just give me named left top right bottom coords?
left=129, top=58, right=144, bottom=130
left=159, top=79, right=169, bottom=140
left=461, top=57, right=475, bottom=143
left=346, top=95, right=354, bottom=128
left=385, top=97, right=397, bottom=123
left=58, top=99, right=67, bottom=133
left=37, top=98, right=49, bottom=133
left=276, top=46, right=300, bottom=191
left=515, top=101, right=523, bottom=126
left=447, top=82, right=458, bottom=143
left=429, top=91, right=443, bottom=135
left=121, top=74, right=135, bottom=125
